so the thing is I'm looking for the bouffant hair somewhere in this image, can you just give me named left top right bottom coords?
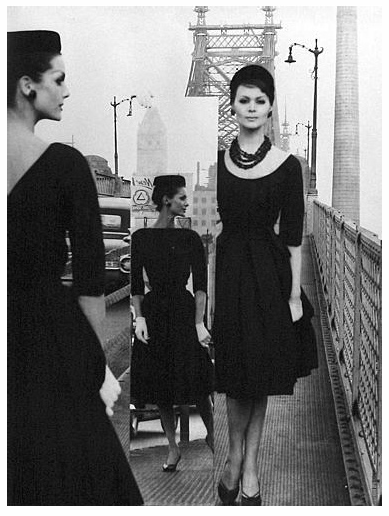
left=230, top=64, right=275, bottom=106
left=152, top=175, right=186, bottom=211
left=7, top=31, right=62, bottom=107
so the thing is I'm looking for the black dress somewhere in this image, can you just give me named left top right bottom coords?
left=213, top=150, right=317, bottom=400
left=8, top=143, right=143, bottom=506
left=131, top=228, right=214, bottom=405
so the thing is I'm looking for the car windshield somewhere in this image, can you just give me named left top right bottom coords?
left=101, top=214, right=122, bottom=230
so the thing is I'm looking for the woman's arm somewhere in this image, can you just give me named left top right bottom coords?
left=78, top=294, right=106, bottom=343
left=191, top=232, right=211, bottom=346
left=194, top=290, right=211, bottom=347
left=287, top=245, right=303, bottom=321
left=194, top=290, right=207, bottom=325
left=78, top=294, right=121, bottom=416
left=132, top=294, right=149, bottom=344
left=132, top=294, right=144, bottom=318
left=64, top=149, right=120, bottom=416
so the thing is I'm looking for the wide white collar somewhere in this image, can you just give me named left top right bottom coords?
left=224, top=145, right=291, bottom=179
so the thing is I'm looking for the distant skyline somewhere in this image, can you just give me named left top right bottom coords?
left=7, top=4, right=381, bottom=235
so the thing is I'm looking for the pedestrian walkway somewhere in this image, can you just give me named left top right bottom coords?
left=111, top=370, right=213, bottom=505
left=111, top=238, right=363, bottom=505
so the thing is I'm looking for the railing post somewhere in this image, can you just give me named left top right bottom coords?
left=329, top=211, right=336, bottom=320
left=338, top=218, right=345, bottom=355
left=351, top=230, right=362, bottom=411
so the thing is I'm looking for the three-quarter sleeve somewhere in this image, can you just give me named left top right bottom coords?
left=191, top=231, right=207, bottom=293
left=279, top=157, right=305, bottom=246
left=62, top=147, right=105, bottom=296
left=130, top=230, right=145, bottom=296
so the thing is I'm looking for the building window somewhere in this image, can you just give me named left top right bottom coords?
left=212, top=220, right=216, bottom=226
left=202, top=198, right=206, bottom=203
left=211, top=208, right=216, bottom=215
left=193, top=208, right=198, bottom=215
left=202, top=208, right=206, bottom=215
left=212, top=197, right=216, bottom=203
left=194, top=197, right=198, bottom=204
left=201, top=220, right=206, bottom=226
left=193, top=220, right=198, bottom=226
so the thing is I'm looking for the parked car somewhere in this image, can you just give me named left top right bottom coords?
left=62, top=196, right=131, bottom=294
left=99, top=196, right=131, bottom=293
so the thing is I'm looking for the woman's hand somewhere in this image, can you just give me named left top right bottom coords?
left=100, top=365, right=121, bottom=417
left=196, top=322, right=212, bottom=348
left=135, top=316, right=149, bottom=344
left=289, top=296, right=303, bottom=323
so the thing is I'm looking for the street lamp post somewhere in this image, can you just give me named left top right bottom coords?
left=110, top=95, right=138, bottom=176
left=296, top=121, right=312, bottom=166
left=285, top=39, right=323, bottom=193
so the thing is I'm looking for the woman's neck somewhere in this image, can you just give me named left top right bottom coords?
left=153, top=209, right=176, bottom=228
left=8, top=107, right=36, bottom=135
left=237, top=126, right=266, bottom=154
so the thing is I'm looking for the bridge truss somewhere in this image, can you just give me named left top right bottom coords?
left=185, top=6, right=282, bottom=149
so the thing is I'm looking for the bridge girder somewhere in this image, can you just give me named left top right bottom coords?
left=186, top=6, right=281, bottom=149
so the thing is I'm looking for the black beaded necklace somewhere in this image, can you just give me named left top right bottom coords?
left=229, top=135, right=272, bottom=170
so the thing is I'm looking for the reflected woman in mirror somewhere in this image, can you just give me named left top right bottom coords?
left=7, top=31, right=143, bottom=505
left=131, top=175, right=214, bottom=471
left=213, top=65, right=317, bottom=505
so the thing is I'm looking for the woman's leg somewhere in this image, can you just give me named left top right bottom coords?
left=158, top=404, right=180, bottom=463
left=196, top=395, right=214, bottom=448
left=241, top=396, right=268, bottom=496
left=220, top=396, right=253, bottom=489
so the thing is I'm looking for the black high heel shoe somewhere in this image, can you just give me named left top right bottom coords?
left=162, top=452, right=181, bottom=472
left=241, top=489, right=262, bottom=506
left=217, top=478, right=240, bottom=506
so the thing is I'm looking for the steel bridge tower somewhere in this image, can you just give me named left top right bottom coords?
left=186, top=6, right=282, bottom=149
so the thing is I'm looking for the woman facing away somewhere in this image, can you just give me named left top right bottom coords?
left=7, top=30, right=143, bottom=505
left=213, top=64, right=318, bottom=506
left=131, top=175, right=214, bottom=471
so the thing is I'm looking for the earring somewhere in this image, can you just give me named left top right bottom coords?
left=267, top=110, right=272, bottom=119
left=231, top=108, right=236, bottom=116
left=28, top=90, right=36, bottom=100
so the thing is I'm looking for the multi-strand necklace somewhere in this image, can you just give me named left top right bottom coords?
left=229, top=135, right=272, bottom=169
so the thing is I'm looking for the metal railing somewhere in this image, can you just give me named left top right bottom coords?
left=95, top=172, right=131, bottom=198
left=312, top=200, right=382, bottom=505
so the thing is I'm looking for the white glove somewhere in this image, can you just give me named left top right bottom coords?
left=196, top=322, right=211, bottom=348
left=289, top=297, right=303, bottom=323
left=99, top=365, right=121, bottom=417
left=135, top=316, right=149, bottom=344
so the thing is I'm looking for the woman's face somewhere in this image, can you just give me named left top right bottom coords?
left=32, top=55, right=69, bottom=121
left=167, top=187, right=189, bottom=217
left=232, top=84, right=272, bottom=131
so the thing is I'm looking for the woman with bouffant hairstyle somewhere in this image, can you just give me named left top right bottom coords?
left=8, top=30, right=143, bottom=505
left=131, top=175, right=214, bottom=471
left=213, top=65, right=317, bottom=505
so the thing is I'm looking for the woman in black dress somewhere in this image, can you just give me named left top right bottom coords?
left=7, top=30, right=143, bottom=505
left=213, top=65, right=317, bottom=505
left=131, top=175, right=214, bottom=470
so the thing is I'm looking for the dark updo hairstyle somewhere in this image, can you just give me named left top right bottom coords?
left=152, top=175, right=186, bottom=211
left=7, top=30, right=62, bottom=107
left=230, top=64, right=275, bottom=106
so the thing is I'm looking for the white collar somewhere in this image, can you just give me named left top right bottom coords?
left=224, top=145, right=291, bottom=179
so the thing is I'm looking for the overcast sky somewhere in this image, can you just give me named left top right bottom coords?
left=7, top=3, right=382, bottom=236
